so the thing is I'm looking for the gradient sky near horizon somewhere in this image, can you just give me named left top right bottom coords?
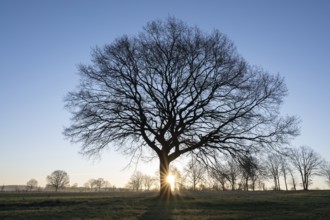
left=1, top=0, right=330, bottom=189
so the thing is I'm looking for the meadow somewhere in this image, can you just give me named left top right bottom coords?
left=1, top=190, right=330, bottom=219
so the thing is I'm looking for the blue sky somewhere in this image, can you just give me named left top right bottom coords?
left=1, top=0, right=329, bottom=188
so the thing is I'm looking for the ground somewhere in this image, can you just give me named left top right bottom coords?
left=1, top=190, right=330, bottom=219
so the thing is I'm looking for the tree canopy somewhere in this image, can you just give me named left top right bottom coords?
left=47, top=170, right=70, bottom=192
left=64, top=17, right=299, bottom=199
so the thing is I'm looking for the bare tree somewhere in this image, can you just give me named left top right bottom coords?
left=249, top=157, right=267, bottom=191
left=279, top=155, right=290, bottom=190
left=142, top=175, right=156, bottom=191
left=46, top=170, right=70, bottom=192
left=64, top=17, right=299, bottom=199
left=289, top=146, right=323, bottom=190
left=26, top=179, right=38, bottom=191
left=238, top=155, right=265, bottom=191
left=209, top=163, right=228, bottom=190
left=288, top=167, right=297, bottom=190
left=94, top=178, right=106, bottom=191
left=265, top=153, right=282, bottom=190
left=185, top=157, right=205, bottom=191
left=320, top=161, right=330, bottom=188
left=225, top=158, right=241, bottom=190
left=84, top=179, right=96, bottom=191
left=237, top=155, right=252, bottom=190
left=104, top=180, right=112, bottom=191
left=257, top=179, right=266, bottom=191
left=127, top=171, right=144, bottom=191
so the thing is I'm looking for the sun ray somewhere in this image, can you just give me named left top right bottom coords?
left=166, top=174, right=175, bottom=191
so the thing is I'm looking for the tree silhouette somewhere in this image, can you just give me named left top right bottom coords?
left=265, top=153, right=282, bottom=190
left=26, top=179, right=38, bottom=191
left=320, top=161, right=330, bottom=188
left=94, top=178, right=106, bottom=191
left=46, top=170, right=70, bottom=192
left=143, top=175, right=156, bottom=191
left=289, top=146, right=323, bottom=190
left=184, top=156, right=205, bottom=191
left=127, top=171, right=144, bottom=191
left=64, top=17, right=299, bottom=199
left=225, top=158, right=241, bottom=190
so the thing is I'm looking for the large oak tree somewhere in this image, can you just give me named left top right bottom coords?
left=46, top=170, right=70, bottom=192
left=64, top=18, right=299, bottom=199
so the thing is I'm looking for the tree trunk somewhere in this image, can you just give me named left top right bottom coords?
left=304, top=177, right=309, bottom=190
left=159, top=153, right=171, bottom=200
left=193, top=177, right=196, bottom=191
left=283, top=172, right=288, bottom=191
left=273, top=177, right=278, bottom=190
left=290, top=171, right=296, bottom=190
left=292, top=177, right=296, bottom=190
left=302, top=175, right=308, bottom=190
left=277, top=176, right=281, bottom=190
left=244, top=176, right=249, bottom=191
left=230, top=176, right=235, bottom=190
left=231, top=182, right=235, bottom=190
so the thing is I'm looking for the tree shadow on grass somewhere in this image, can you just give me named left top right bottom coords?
left=139, top=201, right=174, bottom=220
left=138, top=194, right=195, bottom=220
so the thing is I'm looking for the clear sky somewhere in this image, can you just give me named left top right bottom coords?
left=1, top=0, right=329, bottom=189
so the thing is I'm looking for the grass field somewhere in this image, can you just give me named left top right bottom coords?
left=1, top=190, right=330, bottom=219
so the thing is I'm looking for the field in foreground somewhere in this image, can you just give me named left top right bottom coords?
left=1, top=190, right=330, bottom=219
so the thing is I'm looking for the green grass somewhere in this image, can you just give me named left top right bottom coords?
left=1, top=190, right=330, bottom=219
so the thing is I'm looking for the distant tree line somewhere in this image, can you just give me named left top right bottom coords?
left=126, top=146, right=330, bottom=192
left=2, top=145, right=329, bottom=193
